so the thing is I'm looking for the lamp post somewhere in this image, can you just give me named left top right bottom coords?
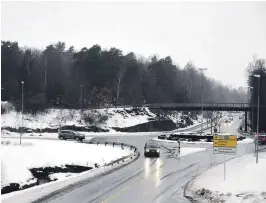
left=20, top=81, right=24, bottom=145
left=80, top=84, right=83, bottom=111
left=199, top=68, right=207, bottom=132
left=253, top=74, right=260, bottom=164
left=249, top=87, right=254, bottom=132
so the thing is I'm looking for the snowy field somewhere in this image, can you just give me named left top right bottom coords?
left=1, top=106, right=155, bottom=129
left=1, top=102, right=156, bottom=129
left=190, top=152, right=266, bottom=203
left=1, top=102, right=200, bottom=131
left=1, top=130, right=170, bottom=140
left=1, top=138, right=132, bottom=190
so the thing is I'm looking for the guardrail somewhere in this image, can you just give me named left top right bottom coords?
left=150, top=103, right=249, bottom=108
left=42, top=102, right=266, bottom=111
left=86, top=141, right=138, bottom=166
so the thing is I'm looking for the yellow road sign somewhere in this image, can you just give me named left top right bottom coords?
left=213, top=135, right=237, bottom=140
left=213, top=139, right=237, bottom=147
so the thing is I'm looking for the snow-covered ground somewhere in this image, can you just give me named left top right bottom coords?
left=0, top=130, right=171, bottom=140
left=1, top=138, right=132, bottom=190
left=1, top=105, right=156, bottom=129
left=1, top=102, right=200, bottom=131
left=178, top=147, right=207, bottom=157
left=189, top=152, right=266, bottom=203
left=2, top=154, right=136, bottom=203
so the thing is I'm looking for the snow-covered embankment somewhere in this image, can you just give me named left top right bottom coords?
left=1, top=138, right=135, bottom=196
left=187, top=152, right=266, bottom=203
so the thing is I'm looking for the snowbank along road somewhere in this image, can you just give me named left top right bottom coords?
left=3, top=116, right=257, bottom=203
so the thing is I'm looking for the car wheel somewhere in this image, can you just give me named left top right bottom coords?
left=59, top=136, right=64, bottom=140
left=75, top=137, right=80, bottom=141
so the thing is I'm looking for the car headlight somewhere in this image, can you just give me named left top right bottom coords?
left=145, top=149, right=149, bottom=152
left=157, top=149, right=160, bottom=153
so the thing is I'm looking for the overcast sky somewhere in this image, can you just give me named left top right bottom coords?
left=2, top=1, right=266, bottom=88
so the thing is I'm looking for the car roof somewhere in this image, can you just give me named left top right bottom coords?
left=61, top=130, right=74, bottom=132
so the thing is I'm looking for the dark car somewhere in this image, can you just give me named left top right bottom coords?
left=58, top=130, right=85, bottom=141
left=158, top=134, right=168, bottom=140
left=258, top=134, right=266, bottom=145
left=144, top=141, right=160, bottom=157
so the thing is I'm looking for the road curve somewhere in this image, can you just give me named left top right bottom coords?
left=35, top=118, right=255, bottom=203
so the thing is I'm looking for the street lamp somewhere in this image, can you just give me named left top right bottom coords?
left=253, top=74, right=260, bottom=164
left=248, top=87, right=254, bottom=132
left=80, top=84, right=83, bottom=111
left=199, top=68, right=207, bottom=132
left=20, top=81, right=24, bottom=145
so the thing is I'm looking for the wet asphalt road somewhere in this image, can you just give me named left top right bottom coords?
left=38, top=118, right=257, bottom=203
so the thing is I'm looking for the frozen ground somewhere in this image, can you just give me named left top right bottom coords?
left=189, top=151, right=266, bottom=203
left=1, top=106, right=156, bottom=129
left=1, top=130, right=169, bottom=140
left=2, top=155, right=136, bottom=203
left=1, top=138, right=132, bottom=190
left=178, top=147, right=207, bottom=157
left=1, top=102, right=200, bottom=131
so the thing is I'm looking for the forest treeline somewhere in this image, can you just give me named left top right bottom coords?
left=1, top=41, right=247, bottom=111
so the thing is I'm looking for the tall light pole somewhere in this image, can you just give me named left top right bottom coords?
left=20, top=81, right=24, bottom=145
left=249, top=87, right=254, bottom=132
left=80, top=84, right=83, bottom=111
left=253, top=74, right=260, bottom=164
left=199, top=68, right=207, bottom=132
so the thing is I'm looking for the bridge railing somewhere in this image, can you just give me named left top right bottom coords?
left=148, top=103, right=252, bottom=108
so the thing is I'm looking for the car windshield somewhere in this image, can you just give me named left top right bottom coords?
left=147, top=144, right=158, bottom=148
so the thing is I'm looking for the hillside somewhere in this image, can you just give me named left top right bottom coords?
left=1, top=102, right=201, bottom=133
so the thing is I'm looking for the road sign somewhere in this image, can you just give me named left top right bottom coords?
left=213, top=134, right=237, bottom=155
left=213, top=135, right=236, bottom=140
left=213, top=139, right=237, bottom=147
left=213, top=147, right=237, bottom=155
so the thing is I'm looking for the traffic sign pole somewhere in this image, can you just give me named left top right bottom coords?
left=224, top=154, right=226, bottom=181
left=213, top=134, right=237, bottom=181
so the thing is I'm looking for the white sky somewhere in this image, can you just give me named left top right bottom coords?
left=1, top=1, right=266, bottom=88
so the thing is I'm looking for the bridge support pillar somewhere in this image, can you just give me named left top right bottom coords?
left=245, top=111, right=248, bottom=132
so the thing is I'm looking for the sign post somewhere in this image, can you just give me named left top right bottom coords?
left=224, top=154, right=226, bottom=180
left=213, top=134, right=237, bottom=180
